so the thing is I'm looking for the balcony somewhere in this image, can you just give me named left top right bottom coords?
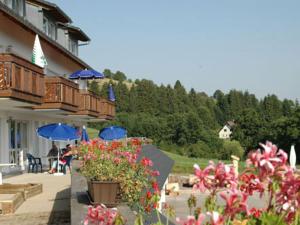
left=0, top=54, right=115, bottom=120
left=0, top=53, right=44, bottom=105
left=34, top=76, right=79, bottom=112
left=98, top=99, right=115, bottom=120
left=74, top=90, right=100, bottom=118
left=70, top=91, right=115, bottom=121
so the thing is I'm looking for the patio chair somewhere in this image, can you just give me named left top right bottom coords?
left=26, top=153, right=43, bottom=173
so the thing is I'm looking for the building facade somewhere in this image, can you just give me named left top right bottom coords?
left=0, top=0, right=115, bottom=173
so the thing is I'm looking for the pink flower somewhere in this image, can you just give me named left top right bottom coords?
left=176, top=214, right=206, bottom=225
left=220, top=189, right=249, bottom=219
left=193, top=163, right=215, bottom=192
left=247, top=141, right=288, bottom=177
left=275, top=169, right=300, bottom=219
left=84, top=205, right=119, bottom=225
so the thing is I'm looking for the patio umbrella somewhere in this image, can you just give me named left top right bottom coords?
left=81, top=126, right=89, bottom=142
left=69, top=69, right=104, bottom=80
left=108, top=84, right=116, bottom=102
left=290, top=144, right=296, bottom=170
left=37, top=123, right=80, bottom=175
left=99, top=126, right=127, bottom=141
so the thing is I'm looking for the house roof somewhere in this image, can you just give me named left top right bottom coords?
left=0, top=2, right=91, bottom=69
left=58, top=23, right=90, bottom=42
left=26, top=0, right=72, bottom=23
left=227, top=121, right=236, bottom=128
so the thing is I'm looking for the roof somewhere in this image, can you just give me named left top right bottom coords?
left=0, top=2, right=91, bottom=69
left=227, top=121, right=236, bottom=128
left=58, top=23, right=90, bottom=42
left=26, top=0, right=72, bottom=23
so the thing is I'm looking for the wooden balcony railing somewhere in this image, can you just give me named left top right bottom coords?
left=74, top=91, right=115, bottom=120
left=75, top=90, right=100, bottom=117
left=35, top=76, right=79, bottom=112
left=98, top=98, right=116, bottom=120
left=0, top=53, right=44, bottom=104
left=0, top=54, right=115, bottom=120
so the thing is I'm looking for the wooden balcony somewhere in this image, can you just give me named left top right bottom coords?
left=72, top=91, right=115, bottom=120
left=98, top=99, right=115, bottom=120
left=0, top=53, right=44, bottom=104
left=0, top=54, right=115, bottom=120
left=34, top=76, right=79, bottom=112
left=75, top=90, right=100, bottom=118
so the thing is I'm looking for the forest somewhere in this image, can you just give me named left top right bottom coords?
left=88, top=69, right=300, bottom=160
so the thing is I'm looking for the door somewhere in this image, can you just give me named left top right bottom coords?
left=8, top=120, right=28, bottom=166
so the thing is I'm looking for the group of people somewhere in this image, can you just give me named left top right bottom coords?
left=46, top=143, right=74, bottom=174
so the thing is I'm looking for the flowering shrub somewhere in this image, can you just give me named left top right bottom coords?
left=178, top=141, right=300, bottom=225
left=78, top=138, right=160, bottom=212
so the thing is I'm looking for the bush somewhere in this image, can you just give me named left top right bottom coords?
left=218, top=140, right=244, bottom=160
left=186, top=141, right=211, bottom=158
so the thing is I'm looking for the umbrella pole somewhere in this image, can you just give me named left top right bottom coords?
left=54, top=146, right=64, bottom=176
left=57, top=147, right=60, bottom=173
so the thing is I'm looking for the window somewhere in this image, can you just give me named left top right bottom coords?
left=43, top=16, right=56, bottom=40
left=68, top=37, right=78, bottom=55
left=4, top=0, right=25, bottom=16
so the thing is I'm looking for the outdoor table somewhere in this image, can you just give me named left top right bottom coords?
left=0, top=164, right=16, bottom=185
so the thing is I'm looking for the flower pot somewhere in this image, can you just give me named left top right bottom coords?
left=87, top=180, right=119, bottom=206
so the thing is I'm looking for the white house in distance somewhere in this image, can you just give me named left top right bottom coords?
left=219, top=121, right=235, bottom=139
left=0, top=0, right=115, bottom=174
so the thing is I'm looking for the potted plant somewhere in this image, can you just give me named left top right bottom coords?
left=78, top=138, right=160, bottom=210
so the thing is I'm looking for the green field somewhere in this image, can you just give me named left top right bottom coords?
left=163, top=151, right=246, bottom=174
left=87, top=127, right=99, bottom=139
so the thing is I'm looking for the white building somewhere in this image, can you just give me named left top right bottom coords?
left=218, top=121, right=235, bottom=139
left=0, top=0, right=115, bottom=174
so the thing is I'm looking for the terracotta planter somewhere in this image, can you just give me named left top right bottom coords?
left=87, top=180, right=119, bottom=205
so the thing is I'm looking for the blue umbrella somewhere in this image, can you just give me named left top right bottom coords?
left=37, top=123, right=79, bottom=175
left=99, top=126, right=127, bottom=141
left=81, top=126, right=89, bottom=142
left=108, top=84, right=116, bottom=102
left=69, top=69, right=104, bottom=80
left=37, top=123, right=79, bottom=141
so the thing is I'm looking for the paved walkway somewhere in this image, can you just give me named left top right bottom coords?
left=0, top=172, right=71, bottom=225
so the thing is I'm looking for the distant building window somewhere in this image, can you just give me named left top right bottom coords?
left=4, top=0, right=25, bottom=16
left=43, top=16, right=56, bottom=40
left=68, top=37, right=78, bottom=56
left=224, top=128, right=227, bottom=132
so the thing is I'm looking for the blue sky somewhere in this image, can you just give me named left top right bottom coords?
left=52, top=0, right=300, bottom=100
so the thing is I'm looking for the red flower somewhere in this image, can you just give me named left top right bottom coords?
left=152, top=181, right=159, bottom=193
left=141, top=157, right=153, bottom=167
left=146, top=190, right=152, bottom=199
left=249, top=208, right=262, bottom=218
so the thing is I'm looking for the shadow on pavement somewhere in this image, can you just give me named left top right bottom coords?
left=47, top=187, right=71, bottom=225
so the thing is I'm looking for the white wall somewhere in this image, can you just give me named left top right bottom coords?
left=0, top=14, right=85, bottom=76
left=219, top=125, right=232, bottom=139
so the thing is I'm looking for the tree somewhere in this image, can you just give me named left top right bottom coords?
left=113, top=71, right=127, bottom=82
left=103, top=69, right=113, bottom=79
left=89, top=80, right=100, bottom=95
left=232, top=108, right=266, bottom=151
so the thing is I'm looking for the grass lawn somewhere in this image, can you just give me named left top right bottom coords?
left=164, top=151, right=246, bottom=174
left=87, top=127, right=99, bottom=139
